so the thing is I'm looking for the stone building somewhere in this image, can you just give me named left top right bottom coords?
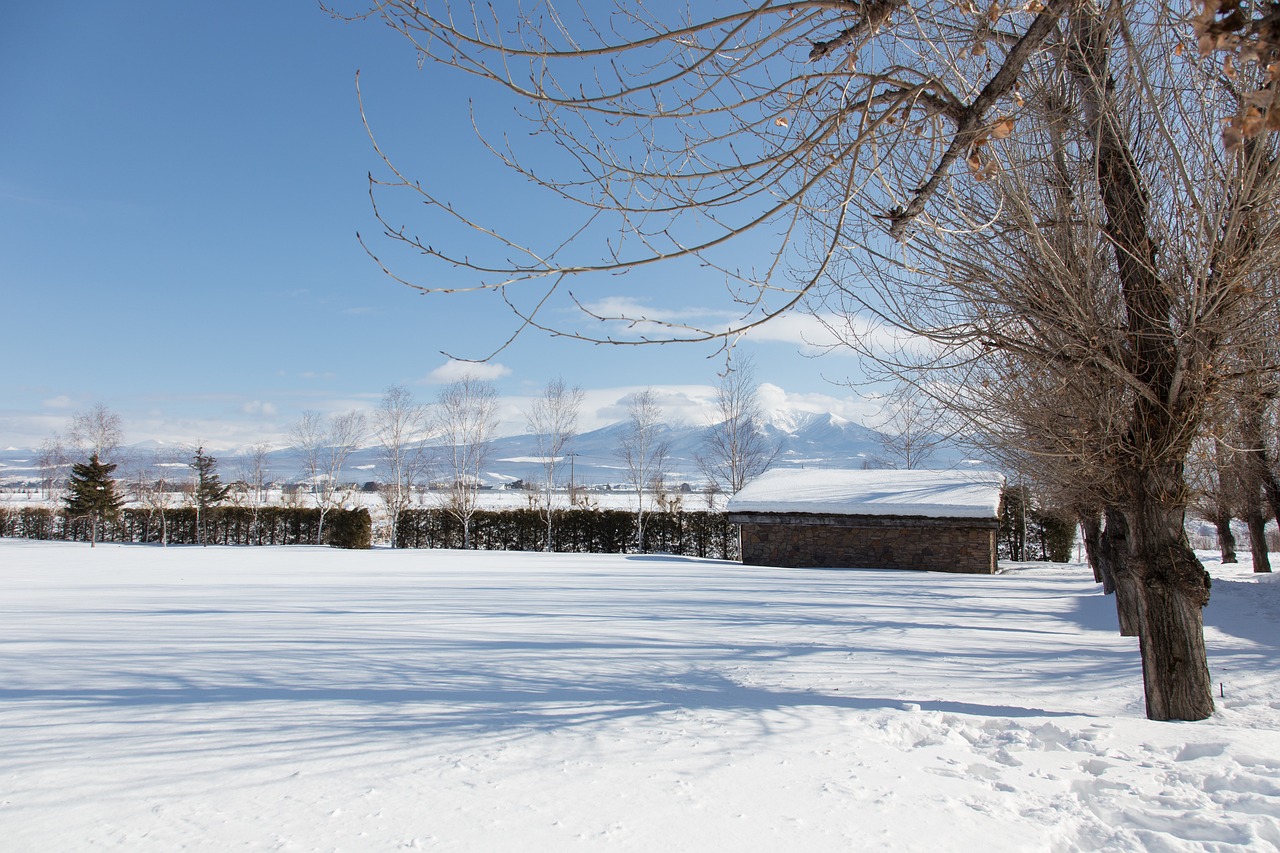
left=726, top=468, right=1004, bottom=573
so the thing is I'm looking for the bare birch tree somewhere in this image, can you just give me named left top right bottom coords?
left=872, top=381, right=953, bottom=471
left=696, top=356, right=779, bottom=494
left=373, top=384, right=431, bottom=547
left=526, top=378, right=584, bottom=552
left=36, top=435, right=69, bottom=501
left=68, top=403, right=123, bottom=464
left=292, top=410, right=367, bottom=544
left=133, top=450, right=179, bottom=546
left=236, top=442, right=273, bottom=542
left=618, top=388, right=669, bottom=552
left=434, top=377, right=499, bottom=549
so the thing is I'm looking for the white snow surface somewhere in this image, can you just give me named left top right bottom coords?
left=727, top=467, right=1005, bottom=519
left=2, top=540, right=1278, bottom=852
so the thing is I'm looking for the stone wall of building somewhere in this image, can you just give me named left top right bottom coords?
left=730, top=512, right=998, bottom=574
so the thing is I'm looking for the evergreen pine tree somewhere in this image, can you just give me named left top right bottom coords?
left=191, top=446, right=230, bottom=546
left=64, top=453, right=124, bottom=547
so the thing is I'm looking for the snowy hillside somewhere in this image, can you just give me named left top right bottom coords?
left=1, top=540, right=1276, bottom=850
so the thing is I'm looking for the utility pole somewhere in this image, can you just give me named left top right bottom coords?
left=567, top=452, right=579, bottom=502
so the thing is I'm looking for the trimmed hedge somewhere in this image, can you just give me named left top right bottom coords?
left=395, top=507, right=739, bottom=559
left=0, top=506, right=370, bottom=548
left=329, top=508, right=373, bottom=549
left=0, top=504, right=735, bottom=559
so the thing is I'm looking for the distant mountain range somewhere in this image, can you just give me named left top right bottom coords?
left=0, top=408, right=981, bottom=489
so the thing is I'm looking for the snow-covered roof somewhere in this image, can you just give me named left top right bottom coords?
left=726, top=468, right=1004, bottom=519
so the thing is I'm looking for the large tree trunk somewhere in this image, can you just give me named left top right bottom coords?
left=1122, top=465, right=1214, bottom=721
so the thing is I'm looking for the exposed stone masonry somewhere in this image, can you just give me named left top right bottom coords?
left=730, top=512, right=998, bottom=574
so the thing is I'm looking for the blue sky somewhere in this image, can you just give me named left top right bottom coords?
left=1, top=2, right=874, bottom=449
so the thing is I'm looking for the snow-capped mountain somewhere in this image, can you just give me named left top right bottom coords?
left=0, top=408, right=973, bottom=489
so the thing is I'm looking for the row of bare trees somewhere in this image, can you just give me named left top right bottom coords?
left=332, top=0, right=1280, bottom=720
left=29, top=365, right=781, bottom=553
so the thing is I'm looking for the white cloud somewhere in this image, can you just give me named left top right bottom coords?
left=242, top=400, right=278, bottom=417
left=425, top=360, right=512, bottom=384
left=571, top=298, right=907, bottom=361
left=738, top=312, right=847, bottom=352
left=42, top=395, right=73, bottom=409
left=577, top=385, right=720, bottom=432
left=499, top=381, right=880, bottom=437
left=741, top=311, right=936, bottom=362
left=756, top=382, right=880, bottom=424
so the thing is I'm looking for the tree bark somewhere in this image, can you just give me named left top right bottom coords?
left=1122, top=466, right=1214, bottom=721
left=1077, top=507, right=1104, bottom=584
left=1245, top=506, right=1272, bottom=573
left=1240, top=397, right=1277, bottom=572
left=1102, top=507, right=1142, bottom=635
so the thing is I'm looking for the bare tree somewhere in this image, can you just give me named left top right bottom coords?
left=1185, top=434, right=1239, bottom=565
left=696, top=356, right=779, bottom=494
left=36, top=435, right=69, bottom=501
left=334, top=1, right=1280, bottom=721
left=526, top=378, right=584, bottom=552
left=818, top=3, right=1280, bottom=720
left=872, top=381, right=953, bottom=471
left=292, top=410, right=367, bottom=544
left=434, top=377, right=499, bottom=549
left=238, top=443, right=272, bottom=507
left=1232, top=387, right=1276, bottom=573
left=236, top=442, right=273, bottom=542
left=334, top=1, right=1098, bottom=353
left=132, top=450, right=180, bottom=546
left=68, top=403, right=123, bottom=464
left=618, top=388, right=670, bottom=552
left=373, top=384, right=431, bottom=547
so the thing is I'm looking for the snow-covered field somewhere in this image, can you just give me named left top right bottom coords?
left=2, top=540, right=1277, bottom=851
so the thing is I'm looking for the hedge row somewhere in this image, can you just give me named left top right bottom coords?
left=396, top=507, right=741, bottom=558
left=0, top=506, right=371, bottom=548
left=0, top=505, right=736, bottom=558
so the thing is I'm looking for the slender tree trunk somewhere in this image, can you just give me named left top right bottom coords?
left=1078, top=508, right=1104, bottom=584
left=1261, top=470, right=1280, bottom=539
left=1244, top=506, right=1271, bottom=573
left=1214, top=509, right=1237, bottom=564
left=1240, top=396, right=1276, bottom=572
